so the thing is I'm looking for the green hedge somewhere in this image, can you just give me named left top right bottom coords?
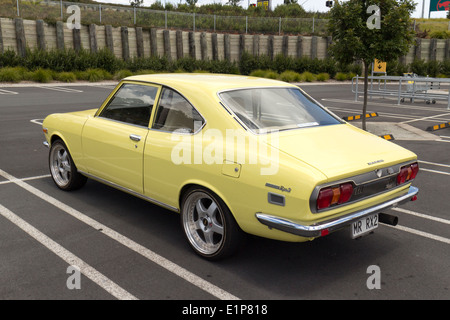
left=2, top=48, right=450, bottom=83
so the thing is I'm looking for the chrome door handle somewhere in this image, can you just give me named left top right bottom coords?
left=129, top=134, right=141, bottom=142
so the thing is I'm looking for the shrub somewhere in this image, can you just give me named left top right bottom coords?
left=429, top=31, right=450, bottom=39
left=301, top=71, right=315, bottom=82
left=263, top=70, right=279, bottom=79
left=249, top=69, right=279, bottom=79
left=114, top=69, right=134, bottom=80
left=126, top=56, right=171, bottom=72
left=410, top=59, right=427, bottom=76
left=316, top=73, right=330, bottom=81
left=31, top=68, right=53, bottom=83
left=96, top=48, right=124, bottom=73
left=0, top=67, right=22, bottom=82
left=174, top=57, right=198, bottom=73
left=279, top=70, right=302, bottom=82
left=239, top=51, right=258, bottom=75
left=0, top=49, right=21, bottom=68
left=335, top=72, right=348, bottom=81
left=133, top=69, right=157, bottom=75
left=82, top=68, right=111, bottom=82
left=427, top=60, right=440, bottom=77
left=249, top=69, right=269, bottom=78
left=386, top=60, right=409, bottom=76
left=346, top=72, right=356, bottom=80
left=54, top=72, right=76, bottom=82
left=207, top=60, right=240, bottom=74
left=273, top=54, right=296, bottom=73
left=440, top=59, right=450, bottom=76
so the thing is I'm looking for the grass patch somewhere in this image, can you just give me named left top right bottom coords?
left=279, top=70, right=302, bottom=82
left=31, top=68, right=53, bottom=83
left=53, top=71, right=77, bottom=82
left=114, top=69, right=134, bottom=80
left=0, top=67, right=25, bottom=82
left=316, top=73, right=330, bottom=82
left=300, top=71, right=316, bottom=82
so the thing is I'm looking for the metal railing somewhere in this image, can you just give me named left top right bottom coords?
left=7, top=0, right=328, bottom=35
left=352, top=75, right=450, bottom=110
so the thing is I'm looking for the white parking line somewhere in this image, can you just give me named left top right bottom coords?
left=418, top=160, right=450, bottom=168
left=392, top=207, right=450, bottom=226
left=417, top=160, right=450, bottom=176
left=30, top=119, right=44, bottom=126
left=420, top=168, right=450, bottom=176
left=401, top=112, right=450, bottom=124
left=39, top=86, right=83, bottom=93
left=0, top=89, right=19, bottom=95
left=0, top=203, right=137, bottom=300
left=0, top=168, right=239, bottom=300
left=322, top=98, right=445, bottom=113
left=326, top=106, right=450, bottom=123
left=0, top=174, right=50, bottom=185
left=386, top=224, right=450, bottom=245
left=94, top=85, right=117, bottom=90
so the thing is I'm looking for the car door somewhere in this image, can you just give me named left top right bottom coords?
left=82, top=82, right=161, bottom=194
left=143, top=87, right=205, bottom=209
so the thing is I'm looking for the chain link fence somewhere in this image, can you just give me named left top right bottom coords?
left=6, top=0, right=329, bottom=35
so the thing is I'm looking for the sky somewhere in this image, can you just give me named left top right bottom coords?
left=93, top=0, right=448, bottom=19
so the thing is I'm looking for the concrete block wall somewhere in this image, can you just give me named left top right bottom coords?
left=0, top=17, right=449, bottom=64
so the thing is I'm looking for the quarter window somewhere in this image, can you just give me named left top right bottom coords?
left=100, top=83, right=158, bottom=127
left=152, top=88, right=204, bottom=133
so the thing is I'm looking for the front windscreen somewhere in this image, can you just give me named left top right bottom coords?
left=219, top=87, right=341, bottom=133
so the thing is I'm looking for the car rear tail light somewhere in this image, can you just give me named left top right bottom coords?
left=317, top=188, right=334, bottom=210
left=339, top=183, right=354, bottom=204
left=316, top=182, right=354, bottom=210
left=410, top=163, right=419, bottom=180
left=397, top=162, right=419, bottom=185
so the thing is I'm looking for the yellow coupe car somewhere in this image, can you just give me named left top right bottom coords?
left=42, top=74, right=419, bottom=260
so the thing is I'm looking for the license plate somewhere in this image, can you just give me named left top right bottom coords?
left=351, top=214, right=378, bottom=238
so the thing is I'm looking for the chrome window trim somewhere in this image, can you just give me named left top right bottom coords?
left=97, top=82, right=159, bottom=128
left=114, top=80, right=207, bottom=136
left=150, top=85, right=207, bottom=136
left=217, top=86, right=344, bottom=135
left=96, top=116, right=151, bottom=130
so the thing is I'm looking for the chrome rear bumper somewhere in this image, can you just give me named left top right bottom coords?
left=256, top=186, right=418, bottom=238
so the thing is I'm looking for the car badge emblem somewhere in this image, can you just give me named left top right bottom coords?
left=368, top=159, right=384, bottom=165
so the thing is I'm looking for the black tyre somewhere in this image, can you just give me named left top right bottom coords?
left=49, top=140, right=87, bottom=191
left=181, top=187, right=242, bottom=260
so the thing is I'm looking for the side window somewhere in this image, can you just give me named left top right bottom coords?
left=152, top=88, right=204, bottom=133
left=100, top=83, right=158, bottom=127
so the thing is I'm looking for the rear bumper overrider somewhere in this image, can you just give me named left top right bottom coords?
left=255, top=186, right=418, bottom=238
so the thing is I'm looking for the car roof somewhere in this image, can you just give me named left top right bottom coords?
left=123, top=73, right=296, bottom=93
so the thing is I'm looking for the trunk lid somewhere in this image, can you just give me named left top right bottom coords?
left=269, top=124, right=416, bottom=181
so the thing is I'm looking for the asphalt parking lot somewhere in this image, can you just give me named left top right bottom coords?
left=0, top=81, right=449, bottom=304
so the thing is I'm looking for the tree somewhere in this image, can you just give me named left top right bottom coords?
left=227, top=0, right=241, bottom=7
left=130, top=0, right=144, bottom=7
left=327, top=0, right=416, bottom=130
left=186, top=0, right=198, bottom=7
